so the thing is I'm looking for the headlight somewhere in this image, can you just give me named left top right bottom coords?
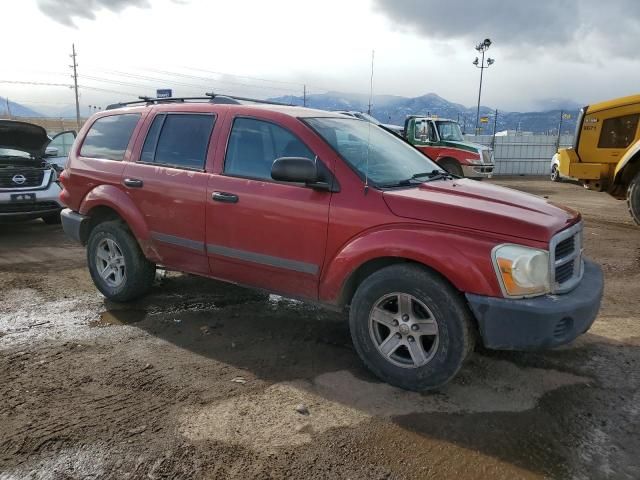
left=492, top=244, right=550, bottom=297
left=468, top=158, right=484, bottom=165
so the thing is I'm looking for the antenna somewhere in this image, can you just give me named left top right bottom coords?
left=364, top=49, right=374, bottom=194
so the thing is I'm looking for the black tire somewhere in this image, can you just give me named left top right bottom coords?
left=87, top=220, right=156, bottom=302
left=550, top=164, right=561, bottom=182
left=627, top=171, right=640, bottom=225
left=42, top=212, right=62, bottom=224
left=439, top=158, right=464, bottom=177
left=349, top=264, right=475, bottom=391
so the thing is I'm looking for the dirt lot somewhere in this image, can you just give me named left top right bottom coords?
left=1, top=178, right=638, bottom=479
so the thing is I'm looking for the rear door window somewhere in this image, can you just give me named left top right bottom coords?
left=224, top=117, right=314, bottom=180
left=140, top=114, right=215, bottom=170
left=80, top=114, right=140, bottom=160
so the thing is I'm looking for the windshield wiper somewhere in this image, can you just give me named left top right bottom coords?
left=377, top=179, right=417, bottom=188
left=411, top=169, right=456, bottom=182
left=378, top=169, right=457, bottom=189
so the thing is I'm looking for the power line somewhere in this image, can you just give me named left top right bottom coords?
left=0, top=79, right=72, bottom=88
left=0, top=79, right=141, bottom=98
left=84, top=67, right=302, bottom=95
left=178, top=66, right=308, bottom=87
left=78, top=85, right=141, bottom=97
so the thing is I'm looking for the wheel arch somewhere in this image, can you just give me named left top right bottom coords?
left=338, top=256, right=463, bottom=309
left=613, top=144, right=640, bottom=191
left=437, top=156, right=461, bottom=166
left=320, top=227, right=500, bottom=308
left=78, top=185, right=157, bottom=259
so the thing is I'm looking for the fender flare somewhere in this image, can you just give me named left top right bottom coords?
left=614, top=139, right=640, bottom=182
left=79, top=185, right=156, bottom=258
left=319, top=226, right=500, bottom=305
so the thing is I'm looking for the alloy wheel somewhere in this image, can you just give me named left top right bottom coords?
left=96, top=238, right=126, bottom=288
left=368, top=292, right=439, bottom=368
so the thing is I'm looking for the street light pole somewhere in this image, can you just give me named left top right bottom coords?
left=473, top=38, right=495, bottom=134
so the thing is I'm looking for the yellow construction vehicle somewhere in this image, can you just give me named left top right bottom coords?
left=553, top=94, right=640, bottom=224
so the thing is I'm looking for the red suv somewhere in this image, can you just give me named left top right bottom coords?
left=59, top=96, right=603, bottom=391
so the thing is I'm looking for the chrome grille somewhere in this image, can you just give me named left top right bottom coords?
left=555, top=236, right=575, bottom=259
left=481, top=150, right=493, bottom=164
left=0, top=168, right=45, bottom=188
left=549, top=222, right=584, bottom=293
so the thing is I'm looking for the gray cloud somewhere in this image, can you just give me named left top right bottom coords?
left=372, top=0, right=640, bottom=59
left=37, top=0, right=152, bottom=27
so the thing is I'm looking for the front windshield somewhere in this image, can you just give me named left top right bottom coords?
left=436, top=121, right=464, bottom=141
left=305, top=117, right=441, bottom=187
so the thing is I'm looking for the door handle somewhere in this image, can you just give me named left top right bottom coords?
left=123, top=178, right=144, bottom=188
left=212, top=191, right=239, bottom=203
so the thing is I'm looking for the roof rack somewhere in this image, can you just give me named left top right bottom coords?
left=106, top=93, right=293, bottom=110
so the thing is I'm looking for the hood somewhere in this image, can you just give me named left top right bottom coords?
left=0, top=120, right=49, bottom=157
left=438, top=139, right=487, bottom=153
left=383, top=179, right=579, bottom=242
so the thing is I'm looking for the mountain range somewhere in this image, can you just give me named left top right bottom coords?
left=269, top=92, right=579, bottom=134
left=0, top=96, right=43, bottom=118
left=1, top=92, right=579, bottom=134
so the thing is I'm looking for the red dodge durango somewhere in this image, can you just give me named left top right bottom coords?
left=60, top=95, right=603, bottom=390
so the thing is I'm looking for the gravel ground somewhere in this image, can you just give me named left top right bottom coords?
left=0, top=178, right=638, bottom=480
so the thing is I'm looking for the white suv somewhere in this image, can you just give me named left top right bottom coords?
left=0, top=120, right=75, bottom=224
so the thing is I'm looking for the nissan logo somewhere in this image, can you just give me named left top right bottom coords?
left=11, top=174, right=27, bottom=185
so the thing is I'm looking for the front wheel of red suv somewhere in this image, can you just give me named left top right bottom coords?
left=87, top=220, right=156, bottom=302
left=349, top=264, right=475, bottom=391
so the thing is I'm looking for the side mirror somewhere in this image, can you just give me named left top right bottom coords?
left=271, top=157, right=319, bottom=184
left=45, top=146, right=59, bottom=157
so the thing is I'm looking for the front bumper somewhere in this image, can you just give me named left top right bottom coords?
left=462, top=164, right=494, bottom=178
left=61, top=208, right=90, bottom=244
left=466, top=259, right=603, bottom=350
left=0, top=176, right=63, bottom=219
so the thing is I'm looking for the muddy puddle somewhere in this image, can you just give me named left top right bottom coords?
left=89, top=309, right=147, bottom=327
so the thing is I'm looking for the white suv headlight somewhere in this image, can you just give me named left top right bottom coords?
left=492, top=244, right=550, bottom=297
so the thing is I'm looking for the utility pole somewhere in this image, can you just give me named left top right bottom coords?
left=70, top=43, right=80, bottom=130
left=556, top=110, right=564, bottom=151
left=367, top=50, right=375, bottom=115
left=5, top=97, right=11, bottom=119
left=492, top=109, right=498, bottom=149
left=303, top=84, right=307, bottom=107
left=472, top=38, right=495, bottom=134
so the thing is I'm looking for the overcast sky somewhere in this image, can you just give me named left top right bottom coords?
left=2, top=0, right=639, bottom=115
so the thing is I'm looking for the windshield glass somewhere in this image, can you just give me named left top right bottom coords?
left=305, top=117, right=440, bottom=187
left=0, top=148, right=31, bottom=158
left=436, top=121, right=464, bottom=141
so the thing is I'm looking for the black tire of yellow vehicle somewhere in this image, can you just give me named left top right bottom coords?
left=627, top=171, right=640, bottom=226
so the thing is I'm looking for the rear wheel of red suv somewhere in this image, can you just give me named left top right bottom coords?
left=349, top=264, right=475, bottom=391
left=87, top=220, right=156, bottom=302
